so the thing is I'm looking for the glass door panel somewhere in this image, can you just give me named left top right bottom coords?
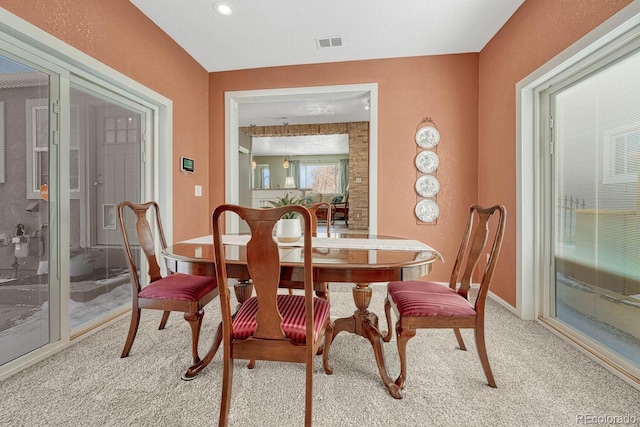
left=68, top=83, right=142, bottom=330
left=553, top=48, right=640, bottom=369
left=0, top=54, right=51, bottom=365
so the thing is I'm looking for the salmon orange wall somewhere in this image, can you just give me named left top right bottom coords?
left=209, top=55, right=479, bottom=282
left=478, top=0, right=631, bottom=305
left=4, top=0, right=632, bottom=307
left=0, top=0, right=212, bottom=241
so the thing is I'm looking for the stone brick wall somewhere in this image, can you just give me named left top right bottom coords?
left=346, top=122, right=369, bottom=230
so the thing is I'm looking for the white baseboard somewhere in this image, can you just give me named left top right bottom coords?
left=487, top=289, right=518, bottom=315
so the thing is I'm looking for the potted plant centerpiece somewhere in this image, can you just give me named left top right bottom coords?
left=267, top=192, right=304, bottom=242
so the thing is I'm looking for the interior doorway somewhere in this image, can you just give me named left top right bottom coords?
left=224, top=83, right=378, bottom=234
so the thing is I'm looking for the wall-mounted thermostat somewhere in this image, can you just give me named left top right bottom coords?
left=180, top=157, right=194, bottom=173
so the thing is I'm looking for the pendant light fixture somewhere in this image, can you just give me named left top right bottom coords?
left=282, top=125, right=290, bottom=168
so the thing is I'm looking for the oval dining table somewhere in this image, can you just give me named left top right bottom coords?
left=162, top=232, right=441, bottom=399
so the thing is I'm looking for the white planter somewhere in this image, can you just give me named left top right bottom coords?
left=276, top=218, right=302, bottom=242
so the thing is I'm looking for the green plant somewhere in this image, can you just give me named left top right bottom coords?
left=266, top=192, right=304, bottom=219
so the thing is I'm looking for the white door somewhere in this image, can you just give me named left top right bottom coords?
left=94, top=107, right=141, bottom=246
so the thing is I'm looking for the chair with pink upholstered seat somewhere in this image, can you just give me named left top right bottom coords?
left=212, top=203, right=333, bottom=427
left=117, top=201, right=218, bottom=365
left=382, top=204, right=506, bottom=390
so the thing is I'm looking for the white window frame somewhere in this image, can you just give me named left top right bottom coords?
left=299, top=161, right=341, bottom=193
left=25, top=98, right=47, bottom=198
left=602, top=125, right=640, bottom=184
left=0, top=101, right=4, bottom=183
left=25, top=98, right=81, bottom=199
left=0, top=101, right=6, bottom=184
left=254, top=163, right=270, bottom=189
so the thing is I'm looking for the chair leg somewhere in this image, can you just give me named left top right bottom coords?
left=322, top=320, right=334, bottom=375
left=382, top=296, right=393, bottom=342
left=158, top=310, right=170, bottom=330
left=454, top=328, right=467, bottom=350
left=184, top=310, right=204, bottom=365
left=305, top=354, right=313, bottom=427
left=218, top=354, right=234, bottom=427
left=181, top=322, right=223, bottom=380
left=121, top=308, right=141, bottom=358
left=395, top=324, right=416, bottom=389
left=474, top=324, right=497, bottom=388
left=314, top=291, right=330, bottom=356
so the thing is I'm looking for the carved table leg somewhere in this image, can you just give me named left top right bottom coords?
left=331, top=283, right=403, bottom=399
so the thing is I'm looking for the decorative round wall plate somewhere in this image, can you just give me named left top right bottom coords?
left=415, top=125, right=441, bottom=148
left=415, top=199, right=439, bottom=222
left=415, top=175, right=440, bottom=197
left=415, top=150, right=439, bottom=173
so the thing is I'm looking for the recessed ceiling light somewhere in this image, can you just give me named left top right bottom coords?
left=213, top=2, right=234, bottom=16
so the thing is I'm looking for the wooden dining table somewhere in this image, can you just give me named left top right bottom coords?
left=162, top=232, right=441, bottom=399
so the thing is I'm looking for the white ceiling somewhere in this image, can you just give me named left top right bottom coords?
left=238, top=91, right=371, bottom=127
left=130, top=0, right=523, bottom=73
left=130, top=0, right=524, bottom=144
left=252, top=134, right=349, bottom=157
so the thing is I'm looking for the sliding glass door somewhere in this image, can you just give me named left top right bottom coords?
left=0, top=53, right=53, bottom=365
left=68, top=82, right=146, bottom=330
left=0, top=12, right=174, bottom=380
left=547, top=46, right=640, bottom=374
left=0, top=48, right=151, bottom=371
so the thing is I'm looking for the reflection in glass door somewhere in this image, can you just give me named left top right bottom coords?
left=68, top=83, right=143, bottom=330
left=551, top=48, right=640, bottom=373
left=0, top=54, right=51, bottom=365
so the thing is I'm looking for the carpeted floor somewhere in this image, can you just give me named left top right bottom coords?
left=0, top=283, right=638, bottom=426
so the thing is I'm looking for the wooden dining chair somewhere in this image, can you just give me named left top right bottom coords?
left=331, top=190, right=348, bottom=225
left=117, top=201, right=218, bottom=365
left=308, top=201, right=332, bottom=236
left=284, top=201, right=332, bottom=299
left=382, top=204, right=506, bottom=390
left=212, top=204, right=333, bottom=427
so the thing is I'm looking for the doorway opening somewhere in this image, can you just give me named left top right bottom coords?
left=224, top=83, right=378, bottom=235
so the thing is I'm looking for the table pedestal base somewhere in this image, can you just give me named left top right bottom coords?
left=331, top=283, right=402, bottom=399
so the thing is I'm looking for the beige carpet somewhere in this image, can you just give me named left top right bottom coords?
left=0, top=284, right=638, bottom=426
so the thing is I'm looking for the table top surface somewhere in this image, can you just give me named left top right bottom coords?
left=163, top=232, right=441, bottom=270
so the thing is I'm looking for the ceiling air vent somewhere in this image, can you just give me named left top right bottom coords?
left=316, top=36, right=343, bottom=49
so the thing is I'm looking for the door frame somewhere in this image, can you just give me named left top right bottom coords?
left=516, top=2, right=640, bottom=322
left=224, top=83, right=378, bottom=234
